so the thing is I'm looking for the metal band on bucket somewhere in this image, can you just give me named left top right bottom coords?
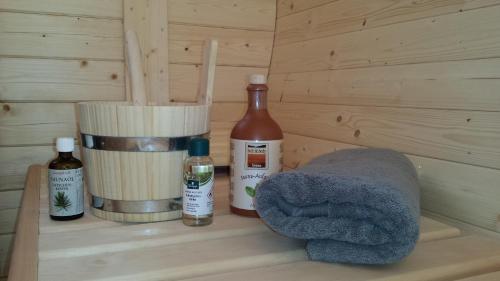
left=81, top=133, right=208, bottom=152
left=91, top=195, right=182, bottom=213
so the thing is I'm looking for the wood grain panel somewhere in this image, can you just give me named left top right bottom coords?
left=167, top=0, right=276, bottom=31
left=0, top=13, right=123, bottom=60
left=210, top=122, right=235, bottom=165
left=0, top=209, right=18, bottom=235
left=0, top=58, right=125, bottom=102
left=0, top=145, right=55, bottom=180
left=0, top=0, right=123, bottom=18
left=0, top=175, right=24, bottom=192
left=0, top=33, right=122, bottom=60
left=182, top=236, right=500, bottom=281
left=169, top=24, right=273, bottom=67
left=170, top=64, right=268, bottom=102
left=0, top=103, right=77, bottom=146
left=455, top=271, right=500, bottom=281
left=267, top=59, right=500, bottom=111
left=0, top=234, right=14, bottom=277
left=277, top=0, right=334, bottom=18
left=270, top=103, right=500, bottom=169
left=38, top=233, right=305, bottom=281
left=276, top=0, right=500, bottom=45
left=0, top=190, right=22, bottom=210
left=0, top=11, right=122, bottom=36
left=211, top=103, right=246, bottom=122
left=282, top=133, right=500, bottom=232
left=271, top=5, right=500, bottom=73
left=124, top=0, right=170, bottom=106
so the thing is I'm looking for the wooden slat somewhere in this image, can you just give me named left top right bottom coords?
left=211, top=103, right=246, bottom=122
left=0, top=33, right=122, bottom=61
left=271, top=5, right=500, bottom=73
left=282, top=133, right=500, bottom=232
left=0, top=13, right=123, bottom=60
left=39, top=215, right=268, bottom=260
left=270, top=102, right=500, bottom=169
left=36, top=216, right=460, bottom=280
left=275, top=0, right=500, bottom=45
left=418, top=217, right=461, bottom=242
left=210, top=122, right=235, bottom=165
left=0, top=190, right=22, bottom=210
left=167, top=0, right=276, bottom=31
left=0, top=234, right=14, bottom=278
left=0, top=175, right=24, bottom=192
left=455, top=271, right=500, bottom=280
left=0, top=58, right=125, bottom=102
left=0, top=12, right=122, bottom=37
left=169, top=24, right=273, bottom=67
left=39, top=233, right=306, bottom=281
left=0, top=103, right=77, bottom=146
left=124, top=0, right=170, bottom=106
left=267, top=59, right=500, bottom=111
left=0, top=0, right=123, bottom=19
left=38, top=216, right=460, bottom=261
left=0, top=145, right=55, bottom=183
left=170, top=64, right=268, bottom=102
left=7, top=166, right=40, bottom=281
left=181, top=236, right=500, bottom=281
left=1, top=0, right=275, bottom=30
left=0, top=208, right=18, bottom=235
left=277, top=0, right=334, bottom=18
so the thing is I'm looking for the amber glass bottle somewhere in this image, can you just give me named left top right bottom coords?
left=230, top=74, right=283, bottom=217
left=48, top=138, right=84, bottom=220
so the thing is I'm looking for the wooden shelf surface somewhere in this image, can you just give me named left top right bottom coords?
left=8, top=165, right=500, bottom=281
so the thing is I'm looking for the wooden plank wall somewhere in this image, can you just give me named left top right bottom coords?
left=268, top=0, right=500, bottom=234
left=0, top=0, right=275, bottom=278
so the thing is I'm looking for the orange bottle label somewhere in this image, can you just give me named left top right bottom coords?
left=230, top=139, right=282, bottom=210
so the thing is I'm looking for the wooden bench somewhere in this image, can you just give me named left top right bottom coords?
left=8, top=165, right=500, bottom=281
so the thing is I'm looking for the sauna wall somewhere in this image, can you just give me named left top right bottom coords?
left=0, top=0, right=275, bottom=278
left=268, top=0, right=500, bottom=233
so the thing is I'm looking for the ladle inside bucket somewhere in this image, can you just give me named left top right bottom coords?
left=125, top=30, right=218, bottom=106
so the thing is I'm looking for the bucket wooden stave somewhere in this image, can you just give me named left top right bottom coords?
left=78, top=102, right=210, bottom=222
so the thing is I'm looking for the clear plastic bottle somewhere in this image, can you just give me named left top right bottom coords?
left=183, top=138, right=214, bottom=226
left=48, top=137, right=84, bottom=221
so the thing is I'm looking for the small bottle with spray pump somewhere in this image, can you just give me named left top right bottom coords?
left=183, top=138, right=214, bottom=226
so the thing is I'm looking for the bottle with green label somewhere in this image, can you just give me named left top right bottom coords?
left=48, top=137, right=84, bottom=220
left=183, top=138, right=214, bottom=226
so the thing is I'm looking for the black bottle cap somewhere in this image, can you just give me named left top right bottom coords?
left=188, top=138, right=209, bottom=156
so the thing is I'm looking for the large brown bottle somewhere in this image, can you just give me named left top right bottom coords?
left=230, top=74, right=283, bottom=217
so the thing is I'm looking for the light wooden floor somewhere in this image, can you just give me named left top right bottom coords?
left=8, top=165, right=500, bottom=281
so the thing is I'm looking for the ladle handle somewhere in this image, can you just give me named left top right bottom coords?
left=125, top=30, right=147, bottom=106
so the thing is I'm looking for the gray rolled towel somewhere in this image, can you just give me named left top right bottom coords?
left=255, top=148, right=420, bottom=265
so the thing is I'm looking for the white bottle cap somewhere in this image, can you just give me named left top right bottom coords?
left=56, top=137, right=75, bottom=152
left=249, top=74, right=266, bottom=84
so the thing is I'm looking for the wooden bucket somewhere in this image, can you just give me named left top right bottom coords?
left=78, top=102, right=210, bottom=222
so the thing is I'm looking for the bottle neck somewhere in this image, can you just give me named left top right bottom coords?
left=58, top=152, right=73, bottom=160
left=247, top=89, right=268, bottom=112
